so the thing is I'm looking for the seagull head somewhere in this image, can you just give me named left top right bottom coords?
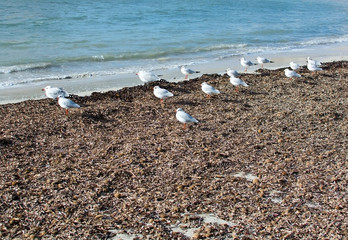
left=176, top=108, right=183, bottom=112
left=42, top=86, right=51, bottom=91
left=136, top=70, right=145, bottom=75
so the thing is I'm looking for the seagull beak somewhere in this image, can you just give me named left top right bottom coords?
left=41, top=89, right=45, bottom=91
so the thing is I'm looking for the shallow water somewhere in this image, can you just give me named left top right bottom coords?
left=0, top=0, right=347, bottom=102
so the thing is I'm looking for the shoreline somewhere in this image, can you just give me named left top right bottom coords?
left=0, top=42, right=348, bottom=105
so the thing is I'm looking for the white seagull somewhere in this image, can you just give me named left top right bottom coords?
left=290, top=62, right=300, bottom=70
left=136, top=70, right=160, bottom=83
left=230, top=76, right=248, bottom=92
left=153, top=86, right=174, bottom=103
left=240, top=58, right=256, bottom=72
left=57, top=95, right=80, bottom=116
left=256, top=56, right=274, bottom=68
left=226, top=68, right=240, bottom=78
left=180, top=66, right=200, bottom=79
left=284, top=69, right=301, bottom=79
left=307, top=57, right=321, bottom=67
left=176, top=108, right=198, bottom=130
left=307, top=62, right=322, bottom=75
left=42, top=86, right=69, bottom=99
left=201, top=82, right=220, bottom=98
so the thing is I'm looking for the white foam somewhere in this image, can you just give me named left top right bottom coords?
left=0, top=62, right=52, bottom=74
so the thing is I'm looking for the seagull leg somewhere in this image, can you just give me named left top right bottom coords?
left=244, top=67, right=247, bottom=72
left=185, top=75, right=188, bottom=79
left=261, top=64, right=264, bottom=68
left=207, top=94, right=211, bottom=99
left=235, top=86, right=239, bottom=92
left=183, top=123, right=187, bottom=130
left=65, top=109, right=69, bottom=116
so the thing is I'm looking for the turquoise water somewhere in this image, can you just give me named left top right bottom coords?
left=0, top=0, right=347, bottom=88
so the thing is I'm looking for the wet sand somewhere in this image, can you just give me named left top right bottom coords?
left=0, top=42, right=347, bottom=105
left=0, top=61, right=347, bottom=239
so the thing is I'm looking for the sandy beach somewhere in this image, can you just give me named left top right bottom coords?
left=1, top=42, right=348, bottom=105
left=0, top=58, right=347, bottom=239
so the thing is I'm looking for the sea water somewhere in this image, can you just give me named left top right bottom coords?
left=0, top=0, right=347, bottom=101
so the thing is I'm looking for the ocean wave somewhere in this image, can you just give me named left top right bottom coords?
left=195, top=44, right=248, bottom=53
left=0, top=63, right=53, bottom=74
left=216, top=35, right=348, bottom=59
left=114, top=44, right=249, bottom=61
left=298, top=34, right=348, bottom=46
left=56, top=55, right=117, bottom=63
left=0, top=72, right=95, bottom=88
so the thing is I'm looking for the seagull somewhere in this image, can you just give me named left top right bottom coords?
left=201, top=82, right=220, bottom=98
left=136, top=70, right=160, bottom=83
left=57, top=95, right=80, bottom=116
left=256, top=56, right=274, bottom=68
left=180, top=66, right=200, bottom=79
left=307, top=57, right=321, bottom=67
left=42, top=86, right=69, bottom=99
left=307, top=62, right=322, bottom=75
left=284, top=69, right=301, bottom=79
left=240, top=58, right=256, bottom=72
left=226, top=68, right=240, bottom=78
left=153, top=86, right=174, bottom=103
left=176, top=108, right=198, bottom=130
left=290, top=62, right=300, bottom=70
left=230, top=76, right=248, bottom=92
